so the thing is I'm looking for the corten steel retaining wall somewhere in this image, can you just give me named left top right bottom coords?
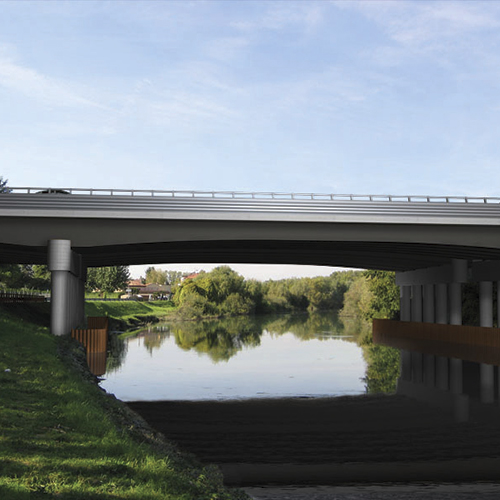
left=373, top=319, right=500, bottom=366
left=71, top=317, right=109, bottom=376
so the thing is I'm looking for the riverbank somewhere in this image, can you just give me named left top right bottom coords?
left=85, top=300, right=177, bottom=331
left=0, top=303, right=248, bottom=499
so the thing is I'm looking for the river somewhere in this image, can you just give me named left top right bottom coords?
left=98, top=312, right=500, bottom=499
left=100, top=312, right=373, bottom=401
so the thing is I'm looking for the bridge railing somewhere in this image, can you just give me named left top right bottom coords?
left=4, top=187, right=500, bottom=204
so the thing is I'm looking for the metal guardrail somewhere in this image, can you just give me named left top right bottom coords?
left=4, top=187, right=500, bottom=204
left=0, top=290, right=48, bottom=302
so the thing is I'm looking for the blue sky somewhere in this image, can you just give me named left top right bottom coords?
left=2, top=0, right=500, bottom=279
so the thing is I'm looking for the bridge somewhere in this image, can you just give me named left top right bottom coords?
left=3, top=186, right=500, bottom=411
left=2, top=187, right=500, bottom=337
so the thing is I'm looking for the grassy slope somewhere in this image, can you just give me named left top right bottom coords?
left=0, top=304, right=247, bottom=500
left=85, top=301, right=176, bottom=330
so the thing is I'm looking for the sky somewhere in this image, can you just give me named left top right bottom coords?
left=2, top=0, right=500, bottom=280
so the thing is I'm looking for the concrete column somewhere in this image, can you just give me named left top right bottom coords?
left=48, top=240, right=72, bottom=336
left=448, top=259, right=468, bottom=325
left=480, top=281, right=493, bottom=327
left=449, top=283, right=462, bottom=326
left=449, top=262, right=465, bottom=396
left=436, top=284, right=448, bottom=324
left=480, top=281, right=494, bottom=403
left=411, top=285, right=423, bottom=322
left=78, top=276, right=86, bottom=326
left=423, top=284, right=434, bottom=323
left=497, top=281, right=500, bottom=329
left=400, top=286, right=411, bottom=322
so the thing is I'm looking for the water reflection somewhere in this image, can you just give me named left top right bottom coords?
left=374, top=319, right=500, bottom=423
left=107, top=312, right=357, bottom=368
left=102, top=312, right=375, bottom=401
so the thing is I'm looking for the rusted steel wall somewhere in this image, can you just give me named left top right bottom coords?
left=87, top=316, right=109, bottom=330
left=71, top=316, right=109, bottom=376
left=71, top=328, right=107, bottom=353
left=373, top=319, right=500, bottom=366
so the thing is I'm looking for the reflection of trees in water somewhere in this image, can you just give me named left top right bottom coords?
left=172, top=316, right=263, bottom=363
left=156, top=312, right=348, bottom=363
left=107, top=313, right=401, bottom=393
left=341, top=317, right=400, bottom=394
left=143, top=330, right=170, bottom=354
left=263, top=312, right=346, bottom=341
left=106, top=332, right=128, bottom=373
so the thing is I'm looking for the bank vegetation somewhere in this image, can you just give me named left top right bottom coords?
left=0, top=303, right=248, bottom=499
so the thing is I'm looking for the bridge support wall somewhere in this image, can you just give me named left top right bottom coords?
left=48, top=239, right=86, bottom=336
left=396, top=259, right=500, bottom=406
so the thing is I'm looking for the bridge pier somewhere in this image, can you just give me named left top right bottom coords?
left=396, top=259, right=468, bottom=404
left=396, top=259, right=500, bottom=406
left=48, top=239, right=86, bottom=336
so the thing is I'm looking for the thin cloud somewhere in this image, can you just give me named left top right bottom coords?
left=0, top=52, right=106, bottom=110
left=336, top=0, right=500, bottom=47
left=204, top=36, right=250, bottom=62
left=112, top=64, right=240, bottom=130
left=232, top=2, right=324, bottom=34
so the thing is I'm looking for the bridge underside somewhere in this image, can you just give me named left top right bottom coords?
left=4, top=192, right=500, bottom=338
left=3, top=240, right=500, bottom=271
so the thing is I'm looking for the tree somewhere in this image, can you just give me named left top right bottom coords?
left=31, top=265, right=51, bottom=289
left=0, top=176, right=10, bottom=193
left=86, top=266, right=130, bottom=295
left=0, top=264, right=25, bottom=289
left=202, top=266, right=245, bottom=304
left=165, top=270, right=183, bottom=286
left=339, top=275, right=373, bottom=319
left=145, top=266, right=167, bottom=285
left=362, top=270, right=400, bottom=320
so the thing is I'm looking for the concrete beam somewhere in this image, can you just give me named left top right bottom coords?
left=472, top=260, right=500, bottom=283
left=396, top=259, right=468, bottom=287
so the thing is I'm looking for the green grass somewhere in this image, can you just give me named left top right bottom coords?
left=84, top=301, right=177, bottom=330
left=0, top=305, right=247, bottom=499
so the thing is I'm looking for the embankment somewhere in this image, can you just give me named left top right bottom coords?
left=85, top=300, right=176, bottom=331
left=0, top=303, right=248, bottom=499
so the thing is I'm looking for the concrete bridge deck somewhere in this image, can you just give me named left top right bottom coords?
left=2, top=189, right=500, bottom=270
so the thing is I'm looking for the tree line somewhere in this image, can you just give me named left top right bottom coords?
left=172, top=265, right=400, bottom=321
left=0, top=260, right=400, bottom=324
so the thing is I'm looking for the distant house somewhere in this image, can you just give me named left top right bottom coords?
left=127, top=279, right=146, bottom=290
left=181, top=272, right=200, bottom=281
left=122, top=280, right=171, bottom=300
left=141, top=283, right=171, bottom=300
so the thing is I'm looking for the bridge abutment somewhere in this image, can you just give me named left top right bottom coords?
left=395, top=259, right=500, bottom=408
left=48, top=239, right=86, bottom=336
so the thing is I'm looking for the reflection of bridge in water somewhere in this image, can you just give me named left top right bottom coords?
left=374, top=319, right=500, bottom=422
